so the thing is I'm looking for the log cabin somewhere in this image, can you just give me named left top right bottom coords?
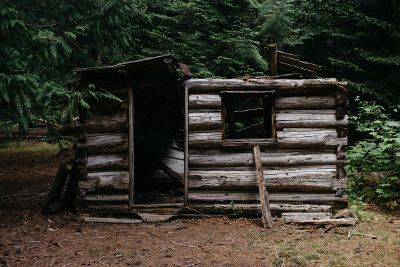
left=68, top=54, right=349, bottom=222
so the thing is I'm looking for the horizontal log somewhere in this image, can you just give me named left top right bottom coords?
left=86, top=112, right=127, bottom=133
left=184, top=203, right=332, bottom=216
left=189, top=166, right=346, bottom=192
left=79, top=171, right=129, bottom=193
left=222, top=138, right=276, bottom=148
left=277, top=129, right=347, bottom=147
left=276, top=110, right=348, bottom=128
left=275, top=96, right=336, bottom=110
left=77, top=134, right=128, bottom=154
left=189, top=94, right=221, bottom=109
left=188, top=192, right=347, bottom=204
left=189, top=111, right=222, bottom=130
left=189, top=150, right=338, bottom=167
left=86, top=154, right=128, bottom=171
left=281, top=213, right=356, bottom=225
left=189, top=131, right=222, bottom=148
left=80, top=194, right=129, bottom=202
left=278, top=54, right=321, bottom=72
left=184, top=79, right=339, bottom=94
left=82, top=217, right=142, bottom=224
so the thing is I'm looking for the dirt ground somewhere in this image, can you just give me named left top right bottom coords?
left=0, top=141, right=400, bottom=267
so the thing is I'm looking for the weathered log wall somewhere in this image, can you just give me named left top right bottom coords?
left=76, top=88, right=131, bottom=213
left=184, top=78, right=348, bottom=213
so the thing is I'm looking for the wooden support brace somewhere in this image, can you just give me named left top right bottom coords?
left=253, top=145, right=273, bottom=228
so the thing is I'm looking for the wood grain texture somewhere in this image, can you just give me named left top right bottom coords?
left=277, top=129, right=347, bottom=147
left=77, top=133, right=128, bottom=154
left=79, top=171, right=129, bottom=193
left=86, top=154, right=128, bottom=171
left=189, top=94, right=221, bottom=109
left=275, top=96, right=336, bottom=110
left=189, top=111, right=222, bottom=130
left=276, top=110, right=348, bottom=128
left=189, top=166, right=345, bottom=192
left=189, top=150, right=338, bottom=167
left=86, top=112, right=127, bottom=133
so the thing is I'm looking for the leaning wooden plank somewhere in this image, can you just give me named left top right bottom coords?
left=189, top=94, right=222, bottom=109
left=276, top=110, right=348, bottom=128
left=281, top=212, right=332, bottom=221
left=82, top=217, right=142, bottom=224
left=278, top=54, right=322, bottom=72
left=86, top=154, right=128, bottom=171
left=188, top=131, right=222, bottom=148
left=86, top=112, right=127, bottom=133
left=277, top=129, right=347, bottom=147
left=275, top=96, right=336, bottom=110
left=188, top=167, right=346, bottom=192
left=189, top=111, right=222, bottom=130
left=277, top=51, right=300, bottom=59
left=189, top=150, right=338, bottom=167
left=253, top=145, right=273, bottom=228
left=79, top=171, right=129, bottom=193
left=184, top=78, right=339, bottom=93
left=278, top=62, right=317, bottom=78
left=77, top=134, right=128, bottom=154
left=187, top=192, right=347, bottom=204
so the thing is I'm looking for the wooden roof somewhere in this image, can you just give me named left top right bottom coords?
left=75, top=54, right=191, bottom=85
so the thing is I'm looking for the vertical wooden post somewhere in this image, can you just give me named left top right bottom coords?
left=184, top=86, right=189, bottom=205
left=253, top=145, right=273, bottom=228
left=268, top=44, right=278, bottom=75
left=128, top=87, right=135, bottom=208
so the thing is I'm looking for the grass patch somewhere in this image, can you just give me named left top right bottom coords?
left=0, top=140, right=60, bottom=155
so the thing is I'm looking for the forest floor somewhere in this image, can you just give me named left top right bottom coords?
left=0, top=140, right=399, bottom=267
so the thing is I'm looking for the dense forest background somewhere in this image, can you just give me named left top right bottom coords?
left=1, top=0, right=399, bottom=209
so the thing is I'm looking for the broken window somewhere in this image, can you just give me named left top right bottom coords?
left=221, top=91, right=274, bottom=139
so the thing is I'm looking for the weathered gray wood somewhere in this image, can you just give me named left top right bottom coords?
left=276, top=110, right=348, bottom=128
left=277, top=51, right=300, bottom=59
left=268, top=44, right=278, bottom=75
left=184, top=203, right=332, bottom=215
left=253, top=146, right=273, bottom=228
left=164, top=147, right=184, bottom=160
left=281, top=213, right=356, bottom=225
left=81, top=194, right=129, bottom=202
left=189, top=111, right=222, bottom=130
left=184, top=78, right=339, bottom=94
left=79, top=171, right=129, bottom=193
left=77, top=134, right=128, bottom=154
left=189, top=166, right=346, bottom=192
left=222, top=138, right=276, bottom=149
left=188, top=192, right=347, bottom=204
left=277, top=129, right=347, bottom=147
left=189, top=94, right=221, bottom=109
left=278, top=62, right=317, bottom=78
left=282, top=212, right=331, bottom=221
left=189, top=150, right=338, bottom=167
left=161, top=156, right=184, bottom=176
left=83, top=217, right=142, bottom=224
left=86, top=112, right=127, bottom=133
left=184, top=86, right=189, bottom=205
left=188, top=131, right=222, bottom=148
left=278, top=54, right=321, bottom=72
left=86, top=154, right=128, bottom=171
left=128, top=87, right=134, bottom=207
left=337, top=145, right=346, bottom=160
left=275, top=96, right=336, bottom=110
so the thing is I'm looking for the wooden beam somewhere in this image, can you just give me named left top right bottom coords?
left=253, top=146, right=273, bottom=228
left=184, top=86, right=189, bottom=205
left=128, top=87, right=134, bottom=208
left=268, top=44, right=278, bottom=75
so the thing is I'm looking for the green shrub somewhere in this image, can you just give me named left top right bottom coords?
left=347, top=98, right=400, bottom=209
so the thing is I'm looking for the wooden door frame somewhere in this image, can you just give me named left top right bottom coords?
left=128, top=87, right=135, bottom=208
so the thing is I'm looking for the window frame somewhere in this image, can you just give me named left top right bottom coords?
left=220, top=90, right=277, bottom=147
